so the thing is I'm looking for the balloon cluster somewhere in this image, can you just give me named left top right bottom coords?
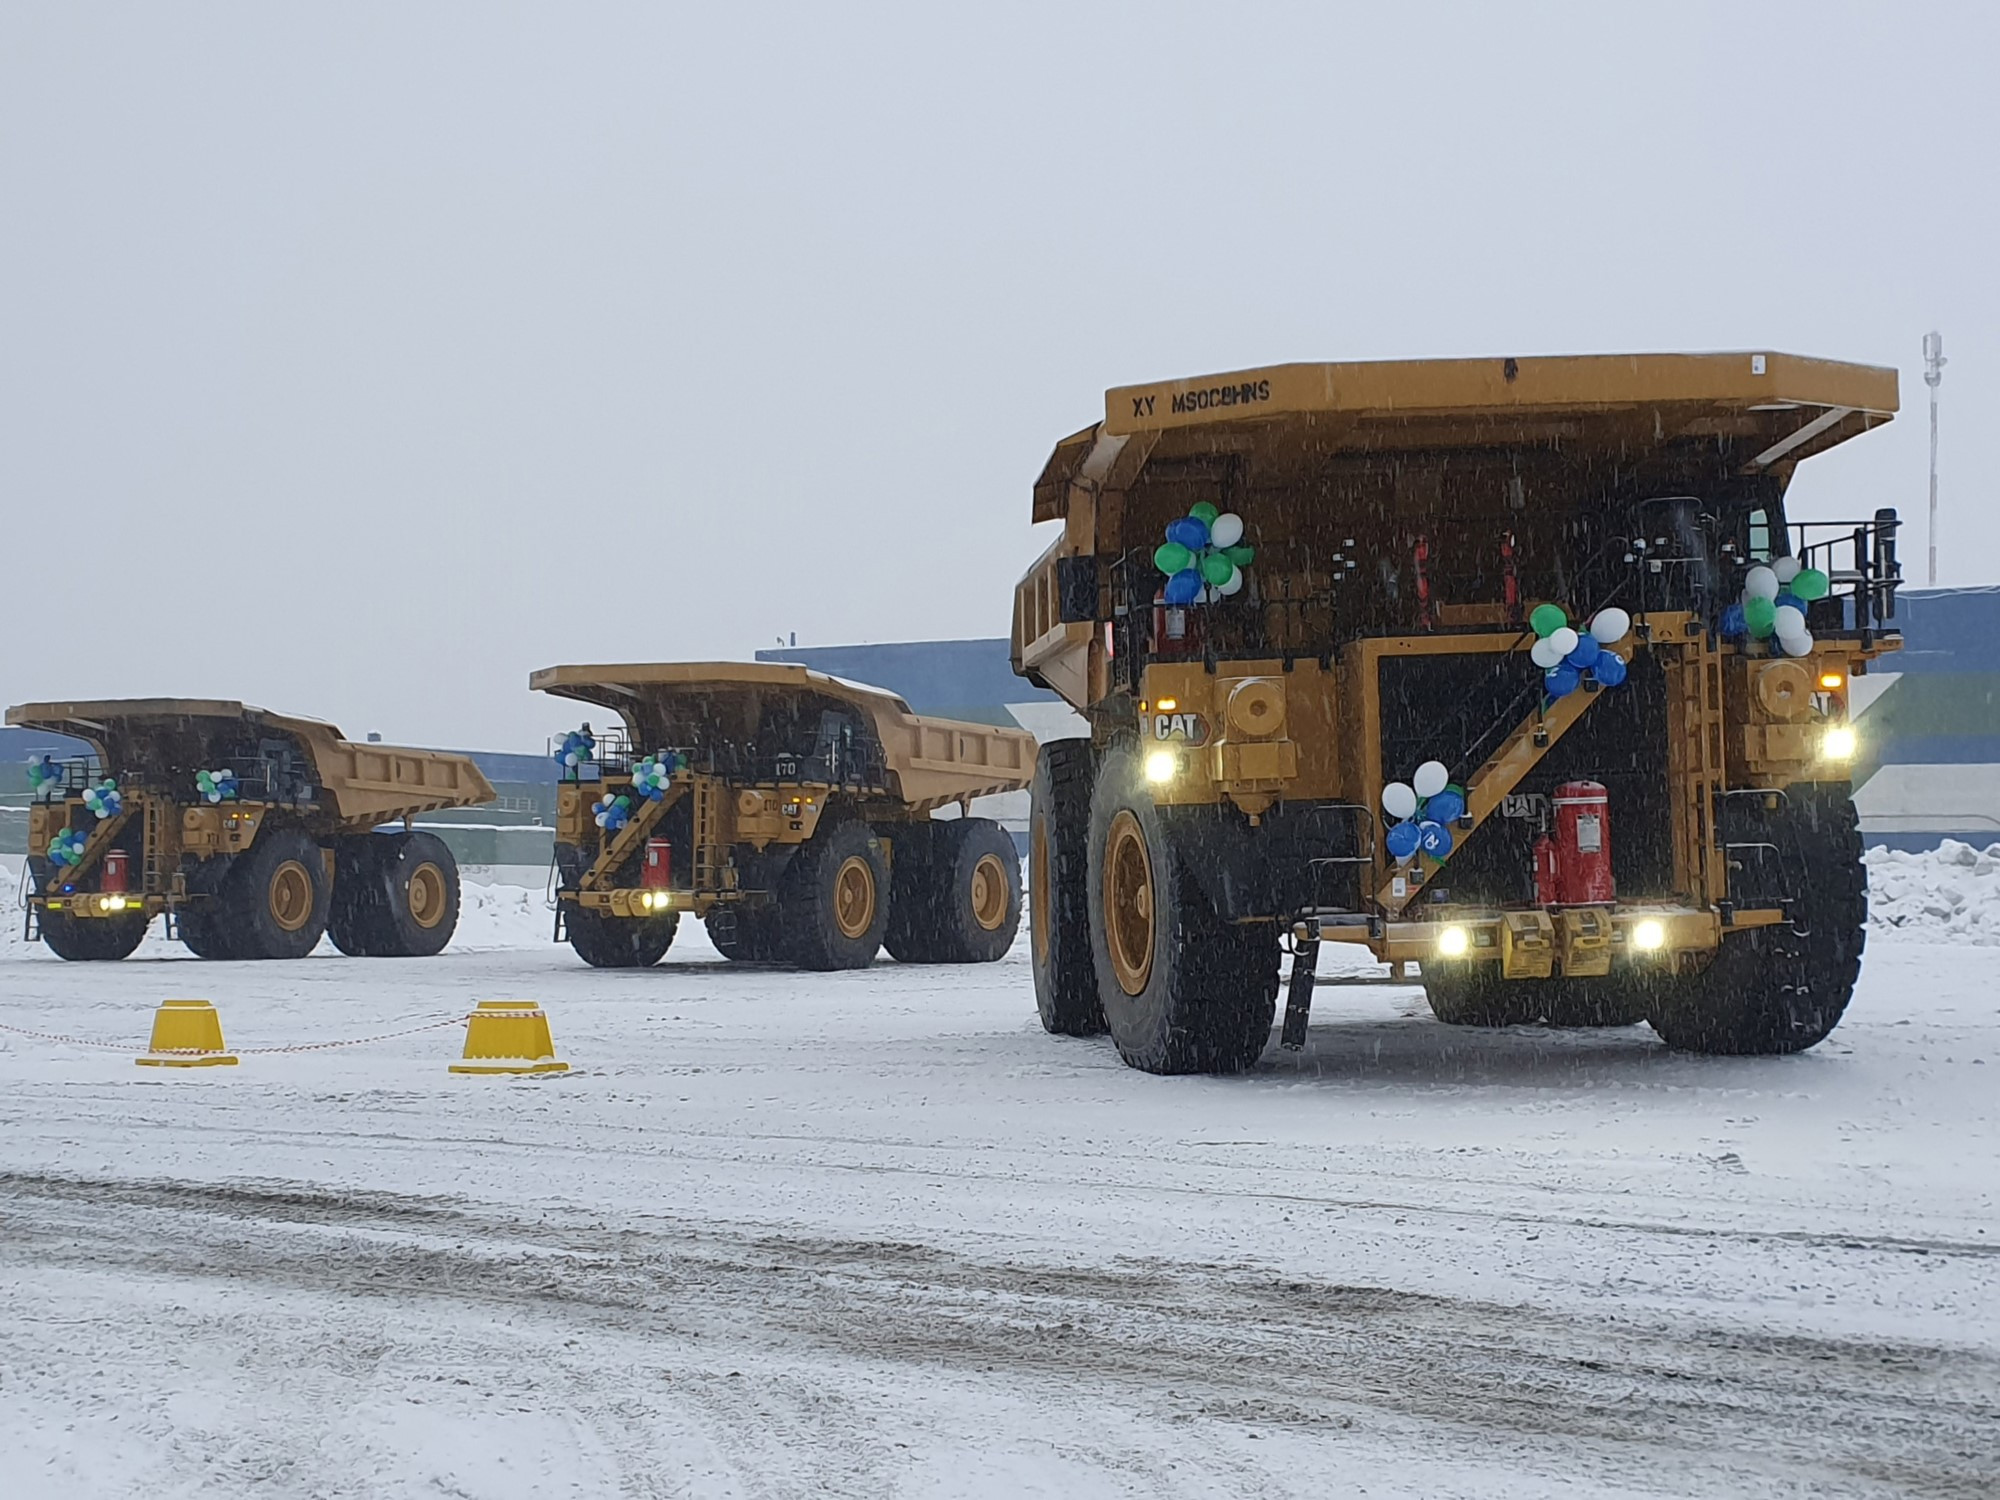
left=80, top=778, right=122, bottom=820
left=1381, top=759, right=1468, bottom=864
left=1720, top=558, right=1830, bottom=658
left=194, top=768, right=239, bottom=804
left=631, top=752, right=682, bottom=801
left=554, top=728, right=596, bottom=779
left=27, top=756, right=64, bottom=797
left=1528, top=604, right=1630, bottom=700
left=1153, top=503, right=1255, bottom=607
left=592, top=791, right=633, bottom=833
left=47, top=827, right=88, bottom=867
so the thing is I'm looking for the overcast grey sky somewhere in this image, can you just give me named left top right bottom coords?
left=2, top=3, right=1993, bottom=751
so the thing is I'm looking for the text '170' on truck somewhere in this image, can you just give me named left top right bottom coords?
left=8, top=699, right=494, bottom=960
left=1014, top=352, right=1902, bottom=1075
left=530, top=662, right=1035, bottom=969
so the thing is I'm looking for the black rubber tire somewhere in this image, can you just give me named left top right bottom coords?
left=326, top=838, right=389, bottom=957
left=779, top=818, right=889, bottom=971
left=882, top=822, right=944, bottom=963
left=1031, top=738, right=1104, bottom=1036
left=706, top=905, right=781, bottom=962
left=1421, top=964, right=1541, bottom=1026
left=39, top=908, right=148, bottom=961
left=1650, top=785, right=1866, bottom=1055
left=565, top=904, right=679, bottom=967
left=895, top=818, right=1020, bottom=965
left=370, top=832, right=461, bottom=958
left=176, top=906, right=238, bottom=960
left=216, top=827, right=331, bottom=960
left=1086, top=741, right=1278, bottom=1074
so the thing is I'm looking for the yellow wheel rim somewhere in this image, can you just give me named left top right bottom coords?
left=1030, top=820, right=1050, bottom=962
left=834, top=854, right=877, bottom=940
left=407, top=861, right=447, bottom=930
left=1104, top=809, right=1154, bottom=996
left=268, top=860, right=315, bottom=932
left=970, top=852, right=1010, bottom=932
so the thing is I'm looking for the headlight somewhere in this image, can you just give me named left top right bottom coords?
left=1632, top=918, right=1666, bottom=952
left=1822, top=724, right=1857, bottom=761
left=1144, top=749, right=1179, bottom=784
left=1436, top=924, right=1470, bottom=958
left=104, top=895, right=128, bottom=913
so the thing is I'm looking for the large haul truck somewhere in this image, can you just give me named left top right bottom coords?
left=531, top=662, right=1035, bottom=970
left=1013, top=352, right=1902, bottom=1073
left=9, top=699, right=493, bottom=961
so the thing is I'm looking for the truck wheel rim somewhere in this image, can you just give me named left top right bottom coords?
left=1104, top=809, right=1154, bottom=995
left=1030, top=822, right=1051, bottom=961
left=268, top=861, right=314, bottom=932
left=834, top=855, right=876, bottom=939
left=971, top=853, right=1010, bottom=932
left=407, top=862, right=446, bottom=929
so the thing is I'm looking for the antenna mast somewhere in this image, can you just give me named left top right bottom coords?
left=1924, top=331, right=1946, bottom=586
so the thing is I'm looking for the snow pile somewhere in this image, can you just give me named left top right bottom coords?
left=449, top=881, right=552, bottom=950
left=1865, top=841, right=2000, bottom=944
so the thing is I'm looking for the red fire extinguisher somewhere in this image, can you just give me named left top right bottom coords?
left=101, top=849, right=130, bottom=893
left=1551, top=781, right=1614, bottom=905
left=1151, top=589, right=1202, bottom=656
left=642, top=839, right=672, bottom=890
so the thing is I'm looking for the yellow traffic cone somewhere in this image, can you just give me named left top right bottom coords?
left=136, top=999, right=240, bottom=1068
left=449, top=1001, right=570, bottom=1075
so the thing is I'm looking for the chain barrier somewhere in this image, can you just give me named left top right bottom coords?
left=0, top=1012, right=468, bottom=1056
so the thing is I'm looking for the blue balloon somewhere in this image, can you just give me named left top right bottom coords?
left=1162, top=567, right=1204, bottom=605
left=1545, top=663, right=1581, bottom=699
left=1563, top=633, right=1601, bottom=670
left=1165, top=516, right=1210, bottom=550
left=1425, top=788, right=1466, bottom=825
left=1417, top=820, right=1454, bottom=858
left=1385, top=819, right=1422, bottom=859
left=1774, top=591, right=1805, bottom=614
left=1720, top=602, right=1747, bottom=638
left=1593, top=651, right=1628, bottom=688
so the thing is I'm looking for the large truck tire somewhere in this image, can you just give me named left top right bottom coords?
left=1650, top=786, right=1865, bottom=1055
left=38, top=908, right=148, bottom=961
left=176, top=907, right=238, bottom=960
left=888, top=818, right=1020, bottom=965
left=1031, top=739, right=1104, bottom=1036
left=216, top=827, right=331, bottom=960
left=882, top=823, right=944, bottom=963
left=779, top=819, right=889, bottom=970
left=566, top=904, right=678, bottom=967
left=371, top=832, right=461, bottom=958
left=707, top=905, right=782, bottom=962
left=1086, top=741, right=1278, bottom=1074
left=327, top=838, right=388, bottom=956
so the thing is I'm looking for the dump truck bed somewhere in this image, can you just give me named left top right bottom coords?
left=529, top=662, right=1036, bottom=810
left=6, top=698, right=495, bottom=826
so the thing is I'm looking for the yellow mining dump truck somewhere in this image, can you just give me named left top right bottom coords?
left=529, top=662, right=1036, bottom=969
left=8, top=699, right=494, bottom=961
left=1014, top=352, right=1904, bottom=1073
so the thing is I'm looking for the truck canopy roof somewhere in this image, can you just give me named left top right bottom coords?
left=1035, top=351, right=1898, bottom=522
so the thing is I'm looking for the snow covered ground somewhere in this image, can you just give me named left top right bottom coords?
left=3, top=865, right=1997, bottom=1497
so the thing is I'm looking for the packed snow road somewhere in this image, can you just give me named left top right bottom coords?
left=2, top=913, right=1996, bottom=1498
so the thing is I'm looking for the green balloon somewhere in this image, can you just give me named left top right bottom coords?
left=1222, top=544, right=1255, bottom=567
left=1188, top=501, right=1220, bottom=524
left=615, top=794, right=631, bottom=808
left=1743, top=594, right=1778, bottom=637
left=1792, top=567, right=1830, bottom=602
left=1154, top=541, right=1193, bottom=576
left=1529, top=603, right=1568, bottom=638
left=1200, top=552, right=1236, bottom=587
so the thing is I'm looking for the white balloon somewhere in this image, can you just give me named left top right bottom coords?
left=1413, top=760, right=1450, bottom=799
left=1773, top=604, right=1806, bottom=640
left=1772, top=556, right=1803, bottom=584
left=1744, top=565, right=1780, bottom=601
left=1209, top=512, right=1245, bottom=549
left=1781, top=628, right=1815, bottom=657
left=1589, top=607, right=1631, bottom=645
left=1216, top=567, right=1245, bottom=596
left=1548, top=627, right=1579, bottom=658
left=1530, top=636, right=1565, bottom=669
left=1382, top=781, right=1419, bottom=821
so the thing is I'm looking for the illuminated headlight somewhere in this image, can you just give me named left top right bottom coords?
left=1144, top=749, right=1179, bottom=784
left=640, top=891, right=671, bottom=911
left=1632, top=918, right=1667, bottom=952
left=1822, top=724, right=1858, bottom=761
left=1435, top=924, right=1470, bottom=958
left=104, top=895, right=128, bottom=913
